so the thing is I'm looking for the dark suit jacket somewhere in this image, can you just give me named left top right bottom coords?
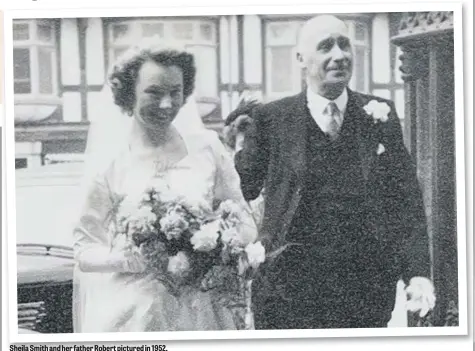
left=235, top=89, right=431, bottom=284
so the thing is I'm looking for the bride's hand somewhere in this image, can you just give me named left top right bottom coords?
left=107, top=246, right=147, bottom=273
left=122, top=247, right=147, bottom=273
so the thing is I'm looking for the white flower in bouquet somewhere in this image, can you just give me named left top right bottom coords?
left=175, top=193, right=211, bottom=218
left=135, top=205, right=157, bottom=231
left=221, top=226, right=248, bottom=254
left=167, top=251, right=191, bottom=277
left=218, top=200, right=242, bottom=218
left=190, top=220, right=220, bottom=252
left=244, top=241, right=266, bottom=269
left=159, top=205, right=189, bottom=240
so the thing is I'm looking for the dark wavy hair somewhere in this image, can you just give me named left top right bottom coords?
left=108, top=41, right=196, bottom=116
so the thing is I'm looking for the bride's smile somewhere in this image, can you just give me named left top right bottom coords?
left=135, top=61, right=185, bottom=129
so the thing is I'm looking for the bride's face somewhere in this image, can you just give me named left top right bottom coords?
left=133, top=60, right=185, bottom=129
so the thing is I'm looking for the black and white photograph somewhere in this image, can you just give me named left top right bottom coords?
left=3, top=3, right=467, bottom=343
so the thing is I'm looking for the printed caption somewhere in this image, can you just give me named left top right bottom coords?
left=11, top=345, right=168, bottom=351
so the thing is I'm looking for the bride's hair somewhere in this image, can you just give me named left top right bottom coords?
left=107, top=38, right=196, bottom=116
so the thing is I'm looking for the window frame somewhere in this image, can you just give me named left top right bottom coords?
left=13, top=19, right=59, bottom=102
left=105, top=17, right=220, bottom=100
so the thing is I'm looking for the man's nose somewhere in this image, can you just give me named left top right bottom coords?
left=159, top=95, right=172, bottom=109
left=331, top=45, right=346, bottom=61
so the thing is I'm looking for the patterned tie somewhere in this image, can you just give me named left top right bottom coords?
left=324, top=102, right=342, bottom=141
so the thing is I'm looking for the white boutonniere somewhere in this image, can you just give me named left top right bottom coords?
left=363, top=100, right=391, bottom=123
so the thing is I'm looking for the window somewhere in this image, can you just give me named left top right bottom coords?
left=107, top=19, right=219, bottom=99
left=13, top=20, right=58, bottom=97
left=370, top=14, right=406, bottom=133
left=264, top=19, right=371, bottom=101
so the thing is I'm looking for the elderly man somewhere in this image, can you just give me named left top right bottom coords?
left=231, top=15, right=435, bottom=329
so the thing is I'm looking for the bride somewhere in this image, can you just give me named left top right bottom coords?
left=72, top=39, right=257, bottom=332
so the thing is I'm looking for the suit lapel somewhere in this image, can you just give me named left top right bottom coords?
left=285, top=92, right=310, bottom=181
left=275, top=92, right=309, bottom=246
left=346, top=89, right=378, bottom=181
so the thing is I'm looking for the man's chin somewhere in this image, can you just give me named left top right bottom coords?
left=324, top=77, right=350, bottom=90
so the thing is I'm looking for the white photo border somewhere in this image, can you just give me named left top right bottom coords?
left=2, top=1, right=468, bottom=344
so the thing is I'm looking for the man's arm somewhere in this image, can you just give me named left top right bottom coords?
left=384, top=101, right=431, bottom=282
left=234, top=106, right=271, bottom=202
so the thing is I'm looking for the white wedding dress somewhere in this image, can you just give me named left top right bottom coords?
left=73, top=98, right=257, bottom=332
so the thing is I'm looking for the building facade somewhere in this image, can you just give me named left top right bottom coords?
left=13, top=13, right=404, bottom=168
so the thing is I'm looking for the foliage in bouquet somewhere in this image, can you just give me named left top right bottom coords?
left=199, top=200, right=266, bottom=329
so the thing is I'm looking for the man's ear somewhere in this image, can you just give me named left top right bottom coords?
left=296, top=52, right=306, bottom=69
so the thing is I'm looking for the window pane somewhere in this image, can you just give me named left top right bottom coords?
left=113, top=47, right=128, bottom=61
left=14, top=48, right=31, bottom=94
left=199, top=23, right=213, bottom=42
left=141, top=23, right=164, bottom=38
left=372, top=89, right=391, bottom=99
left=187, top=45, right=218, bottom=97
left=112, top=23, right=130, bottom=41
left=354, top=45, right=367, bottom=92
left=14, top=81, right=31, bottom=94
left=269, top=23, right=290, bottom=39
left=270, top=47, right=293, bottom=93
left=37, top=21, right=53, bottom=42
left=172, top=22, right=193, bottom=40
left=13, top=23, right=29, bottom=41
left=267, top=22, right=297, bottom=45
left=394, top=89, right=405, bottom=119
left=38, top=48, right=53, bottom=94
left=371, top=14, right=391, bottom=83
left=355, top=22, right=366, bottom=41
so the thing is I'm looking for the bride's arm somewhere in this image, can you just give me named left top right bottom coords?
left=211, top=133, right=258, bottom=244
left=73, top=170, right=142, bottom=273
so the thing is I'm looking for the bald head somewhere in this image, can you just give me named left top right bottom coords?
left=297, top=15, right=349, bottom=54
left=296, top=15, right=353, bottom=100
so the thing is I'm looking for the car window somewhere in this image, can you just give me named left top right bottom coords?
left=15, top=163, right=85, bottom=248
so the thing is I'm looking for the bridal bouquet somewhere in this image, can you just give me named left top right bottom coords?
left=112, top=183, right=265, bottom=329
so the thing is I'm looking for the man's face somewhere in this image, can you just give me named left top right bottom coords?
left=299, top=20, right=353, bottom=93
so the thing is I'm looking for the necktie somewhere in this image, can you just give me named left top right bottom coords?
left=324, top=102, right=342, bottom=141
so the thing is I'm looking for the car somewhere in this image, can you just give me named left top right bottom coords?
left=16, top=161, right=85, bottom=334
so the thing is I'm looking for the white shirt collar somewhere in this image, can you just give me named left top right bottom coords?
left=306, top=87, right=349, bottom=115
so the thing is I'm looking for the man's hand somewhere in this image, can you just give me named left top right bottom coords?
left=222, top=114, right=253, bottom=151
left=405, top=277, right=436, bottom=317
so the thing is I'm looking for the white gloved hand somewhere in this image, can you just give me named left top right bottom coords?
left=405, top=277, right=436, bottom=317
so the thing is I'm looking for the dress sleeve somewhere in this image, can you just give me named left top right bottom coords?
left=73, top=164, right=126, bottom=273
left=210, top=133, right=259, bottom=245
